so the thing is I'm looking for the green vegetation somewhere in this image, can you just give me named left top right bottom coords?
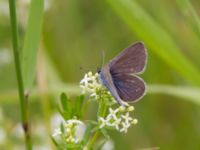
left=1, top=0, right=200, bottom=149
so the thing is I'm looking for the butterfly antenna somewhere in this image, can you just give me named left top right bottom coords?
left=101, top=50, right=105, bottom=68
left=97, top=50, right=105, bottom=73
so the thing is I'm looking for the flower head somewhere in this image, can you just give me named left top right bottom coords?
left=80, top=72, right=115, bottom=104
left=80, top=72, right=138, bottom=134
left=80, top=72, right=102, bottom=95
left=98, top=104, right=137, bottom=133
left=52, top=117, right=85, bottom=144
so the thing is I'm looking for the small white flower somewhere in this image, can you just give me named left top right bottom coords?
left=99, top=117, right=108, bottom=128
left=52, top=128, right=62, bottom=137
left=127, top=106, right=134, bottom=112
left=132, top=119, right=138, bottom=125
left=118, top=106, right=126, bottom=112
left=107, top=108, right=119, bottom=120
left=98, top=105, right=137, bottom=133
left=80, top=72, right=102, bottom=96
left=120, top=122, right=131, bottom=133
left=52, top=118, right=85, bottom=144
left=109, top=118, right=121, bottom=130
left=80, top=74, right=90, bottom=85
left=90, top=93, right=98, bottom=98
left=122, top=112, right=133, bottom=125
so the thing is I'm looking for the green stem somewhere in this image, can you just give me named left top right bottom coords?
left=87, top=131, right=100, bottom=150
left=8, top=0, right=32, bottom=149
left=87, top=93, right=108, bottom=149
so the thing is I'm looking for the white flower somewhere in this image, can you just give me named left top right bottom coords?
left=80, top=72, right=102, bottom=96
left=52, top=117, right=85, bottom=144
left=120, top=122, right=131, bottom=133
left=122, top=112, right=133, bottom=125
left=118, top=106, right=126, bottom=112
left=98, top=105, right=137, bottom=133
left=127, top=106, right=134, bottom=112
left=132, top=119, right=138, bottom=125
left=80, top=74, right=90, bottom=85
left=107, top=108, right=118, bottom=120
left=99, top=117, right=108, bottom=128
left=109, top=118, right=121, bottom=130
left=52, top=128, right=62, bottom=137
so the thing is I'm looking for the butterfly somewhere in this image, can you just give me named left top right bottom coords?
left=99, top=42, right=147, bottom=105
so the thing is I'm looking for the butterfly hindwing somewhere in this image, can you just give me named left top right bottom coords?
left=112, top=74, right=146, bottom=102
left=109, top=42, right=147, bottom=75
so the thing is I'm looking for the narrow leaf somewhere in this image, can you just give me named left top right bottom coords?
left=148, top=84, right=200, bottom=105
left=22, top=0, right=44, bottom=89
left=60, top=92, right=69, bottom=111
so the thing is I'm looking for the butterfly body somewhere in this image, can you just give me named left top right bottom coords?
left=99, top=64, right=123, bottom=105
left=99, top=42, right=147, bottom=105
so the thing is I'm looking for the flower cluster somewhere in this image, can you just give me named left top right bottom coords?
left=52, top=118, right=85, bottom=144
left=80, top=72, right=138, bottom=133
left=98, top=105, right=138, bottom=133
left=80, top=72, right=101, bottom=96
left=80, top=72, right=116, bottom=103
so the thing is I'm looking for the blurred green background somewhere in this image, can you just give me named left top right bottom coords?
left=1, top=0, right=200, bottom=149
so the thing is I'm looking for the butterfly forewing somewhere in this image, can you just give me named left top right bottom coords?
left=109, top=42, right=147, bottom=75
left=113, top=74, right=146, bottom=102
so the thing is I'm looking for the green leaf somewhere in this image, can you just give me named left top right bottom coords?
left=74, top=95, right=85, bottom=118
left=60, top=92, right=69, bottom=111
left=176, top=0, right=200, bottom=37
left=60, top=123, right=65, bottom=133
left=22, top=0, right=44, bottom=89
left=51, top=136, right=60, bottom=147
left=58, top=93, right=72, bottom=119
left=106, top=0, right=200, bottom=85
left=148, top=84, right=200, bottom=104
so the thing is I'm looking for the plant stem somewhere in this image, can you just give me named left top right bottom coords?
left=8, top=0, right=32, bottom=149
left=87, top=131, right=100, bottom=150
left=87, top=95, right=108, bottom=149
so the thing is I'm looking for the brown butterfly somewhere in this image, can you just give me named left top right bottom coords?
left=99, top=42, right=147, bottom=105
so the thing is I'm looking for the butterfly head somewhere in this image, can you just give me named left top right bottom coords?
left=97, top=67, right=101, bottom=74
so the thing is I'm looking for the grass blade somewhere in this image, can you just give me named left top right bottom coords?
left=22, top=0, right=44, bottom=89
left=176, top=0, right=200, bottom=38
left=148, top=84, right=200, bottom=104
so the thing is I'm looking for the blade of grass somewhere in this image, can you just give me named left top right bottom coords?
left=147, top=84, right=200, bottom=105
left=22, top=0, right=44, bottom=89
left=176, top=0, right=200, bottom=38
left=106, top=0, right=200, bottom=86
left=8, top=0, right=32, bottom=149
left=0, top=84, right=200, bottom=105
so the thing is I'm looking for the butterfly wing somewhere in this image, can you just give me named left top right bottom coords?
left=113, top=74, right=146, bottom=102
left=109, top=42, right=147, bottom=75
